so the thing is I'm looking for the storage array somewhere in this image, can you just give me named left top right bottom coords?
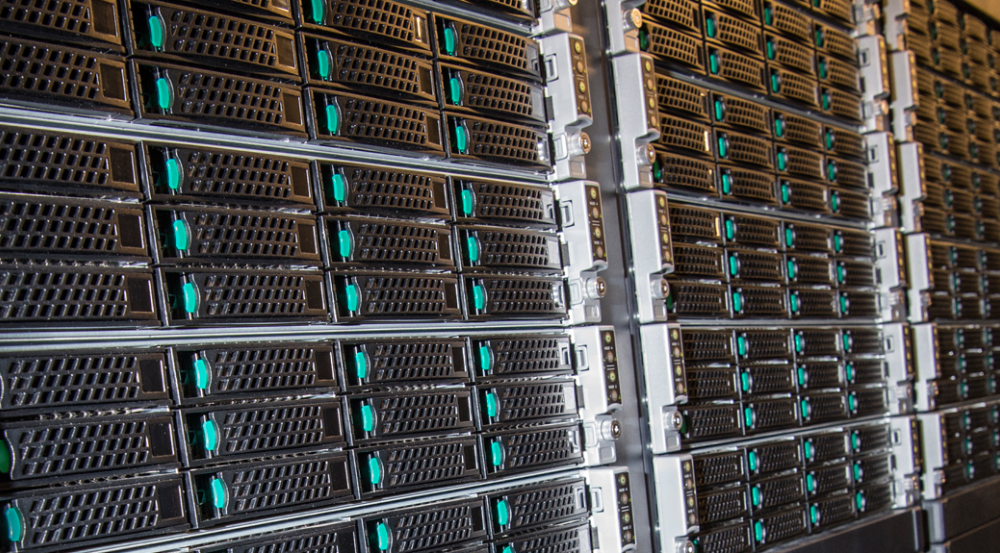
left=883, top=0, right=1000, bottom=550
left=0, top=1, right=631, bottom=553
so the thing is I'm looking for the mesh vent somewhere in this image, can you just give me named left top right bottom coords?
left=220, top=522, right=359, bottom=553
left=360, top=436, right=480, bottom=496
left=442, top=63, right=544, bottom=123
left=327, top=217, right=452, bottom=268
left=853, top=454, right=891, bottom=483
left=791, top=288, right=836, bottom=317
left=473, top=334, right=572, bottom=379
left=135, top=61, right=304, bottom=135
left=132, top=2, right=298, bottom=76
left=313, top=90, right=442, bottom=153
left=148, top=145, right=312, bottom=205
left=725, top=166, right=777, bottom=204
left=457, top=179, right=556, bottom=228
left=770, top=66, right=818, bottom=107
left=192, top=399, right=344, bottom=459
left=691, top=523, right=751, bottom=553
left=641, top=0, right=700, bottom=30
left=0, top=265, right=157, bottom=324
left=167, top=268, right=327, bottom=324
left=818, top=56, right=859, bottom=92
left=673, top=244, right=724, bottom=277
left=786, top=224, right=830, bottom=252
left=460, top=0, right=535, bottom=21
left=155, top=207, right=318, bottom=263
left=837, top=229, right=873, bottom=257
left=758, top=507, right=807, bottom=544
left=687, top=367, right=738, bottom=399
left=710, top=46, right=767, bottom=91
left=823, top=88, right=863, bottom=123
left=643, top=21, right=704, bottom=71
left=850, top=387, right=887, bottom=416
left=481, top=380, right=575, bottom=426
left=0, top=36, right=131, bottom=114
left=11, top=474, right=188, bottom=549
left=731, top=250, right=783, bottom=281
left=693, top=451, right=745, bottom=487
left=699, top=487, right=747, bottom=523
left=344, top=339, right=467, bottom=387
left=744, top=365, right=794, bottom=395
left=727, top=214, right=780, bottom=246
left=311, top=0, right=429, bottom=53
left=753, top=473, right=804, bottom=509
left=438, top=15, right=540, bottom=79
left=811, top=493, right=855, bottom=529
left=658, top=115, right=711, bottom=154
left=668, top=205, right=722, bottom=242
left=794, top=328, right=839, bottom=357
left=0, top=0, right=122, bottom=48
left=0, top=194, right=147, bottom=258
left=0, top=127, right=137, bottom=195
left=778, top=146, right=822, bottom=179
left=705, top=9, right=762, bottom=53
left=484, top=423, right=583, bottom=476
left=451, top=116, right=547, bottom=169
left=177, top=343, right=336, bottom=401
left=718, top=131, right=772, bottom=168
left=806, top=432, right=848, bottom=464
left=735, top=285, right=788, bottom=317
left=680, top=403, right=742, bottom=440
left=469, top=275, right=566, bottom=319
left=655, top=74, right=709, bottom=119
left=798, top=361, right=842, bottom=389
left=490, top=478, right=588, bottom=534
left=815, top=0, right=853, bottom=23
left=780, top=178, right=827, bottom=212
left=832, top=188, right=870, bottom=219
left=499, top=522, right=590, bottom=553
left=750, top=440, right=801, bottom=476
left=306, top=34, right=434, bottom=102
left=741, top=330, right=790, bottom=358
left=3, top=413, right=176, bottom=481
left=809, top=463, right=851, bottom=495
left=653, top=151, right=716, bottom=193
left=764, top=2, right=811, bottom=42
left=336, top=272, right=461, bottom=320
left=704, top=0, right=758, bottom=19
left=204, top=452, right=353, bottom=523
left=681, top=330, right=733, bottom=361
left=354, top=390, right=473, bottom=440
left=322, top=164, right=448, bottom=218
left=0, top=351, right=168, bottom=410
left=767, top=33, right=815, bottom=74
left=857, top=481, right=893, bottom=514
left=829, top=158, right=866, bottom=189
left=803, top=392, right=848, bottom=423
left=775, top=112, right=822, bottom=147
left=666, top=280, right=728, bottom=316
left=714, top=95, right=769, bottom=133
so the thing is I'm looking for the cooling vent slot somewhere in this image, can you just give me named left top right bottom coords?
left=790, top=288, right=836, bottom=318
left=687, top=367, right=738, bottom=399
left=729, top=250, right=783, bottom=281
left=310, top=89, right=443, bottom=154
left=0, top=194, right=147, bottom=259
left=763, top=1, right=812, bottom=42
left=483, top=422, right=584, bottom=476
left=440, top=63, right=545, bottom=124
left=641, top=20, right=705, bottom=71
left=681, top=329, right=734, bottom=361
left=808, top=463, right=851, bottom=496
left=739, top=330, right=790, bottom=359
left=810, top=493, right=856, bottom=530
left=457, top=0, right=536, bottom=21
left=680, top=403, right=742, bottom=441
left=797, top=361, right=842, bottom=390
left=758, top=506, right=807, bottom=545
left=640, top=0, right=700, bottom=31
left=733, top=285, right=787, bottom=318
left=704, top=0, right=758, bottom=19
left=704, top=8, right=762, bottom=54
left=725, top=214, right=780, bottom=247
left=487, top=478, right=589, bottom=535
left=0, top=36, right=131, bottom=116
left=133, top=61, right=304, bottom=135
left=769, top=65, right=819, bottom=107
left=0, top=350, right=168, bottom=411
left=341, top=338, right=468, bottom=389
left=0, top=412, right=177, bottom=484
left=828, top=158, right=867, bottom=189
left=802, top=392, right=848, bottom=424
left=183, top=398, right=346, bottom=462
left=350, top=389, right=474, bottom=442
left=853, top=454, right=892, bottom=484
left=822, top=87, right=863, bottom=123
left=448, top=115, right=548, bottom=169
left=655, top=74, right=709, bottom=120
left=752, top=473, right=804, bottom=510
left=333, top=271, right=461, bottom=321
left=787, top=255, right=833, bottom=285
left=653, top=150, right=717, bottom=193
left=658, top=115, right=711, bottom=155
left=666, top=280, right=728, bottom=317
left=668, top=204, right=722, bottom=243
left=153, top=206, right=319, bottom=264
left=814, top=0, right=854, bottom=23
left=210, top=522, right=360, bottom=553
left=495, top=522, right=591, bottom=553
left=717, top=130, right=773, bottom=169
left=712, top=94, right=769, bottom=134
left=707, top=46, right=767, bottom=92
left=784, top=223, right=830, bottom=252
left=673, top=244, right=724, bottom=277
left=302, top=0, right=430, bottom=53
left=827, top=127, right=866, bottom=159
left=129, top=2, right=298, bottom=77
left=746, top=397, right=798, bottom=432
left=319, top=163, right=448, bottom=218
left=850, top=387, right=888, bottom=416
left=698, top=486, right=748, bottom=523
left=765, top=32, right=815, bottom=75
left=0, top=127, right=138, bottom=196
left=838, top=289, right=879, bottom=318
left=779, top=178, right=827, bottom=213
left=776, top=145, right=823, bottom=179
left=478, top=380, right=577, bottom=427
left=173, top=343, right=337, bottom=403
left=434, top=15, right=541, bottom=80
left=357, top=436, right=482, bottom=497
left=720, top=166, right=777, bottom=204
left=691, top=523, right=752, bottom=553
left=146, top=144, right=312, bottom=205
left=0, top=0, right=122, bottom=49
left=693, top=451, right=745, bottom=487
left=472, top=334, right=573, bottom=379
left=455, top=179, right=557, bottom=228
left=458, top=225, right=560, bottom=272
left=466, top=275, right=567, bottom=319
left=326, top=217, right=453, bottom=269
left=1, top=264, right=157, bottom=325
left=856, top=481, right=894, bottom=515
left=302, top=33, right=434, bottom=103
left=832, top=188, right=871, bottom=219
left=742, top=365, right=795, bottom=395
left=817, top=56, right=859, bottom=92
left=749, top=440, right=801, bottom=476
left=774, top=111, right=822, bottom=147
left=2, top=474, right=189, bottom=551
left=192, top=451, right=354, bottom=526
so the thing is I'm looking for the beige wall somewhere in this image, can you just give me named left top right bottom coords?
left=964, top=0, right=1000, bottom=26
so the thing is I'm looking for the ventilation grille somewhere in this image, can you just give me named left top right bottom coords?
left=777, top=112, right=822, bottom=147
left=169, top=269, right=327, bottom=323
left=439, top=15, right=540, bottom=79
left=781, top=179, right=827, bottom=212
left=711, top=47, right=767, bottom=91
left=0, top=351, right=168, bottom=410
left=759, top=507, right=807, bottom=544
left=798, top=361, right=842, bottom=389
left=823, top=88, right=863, bottom=122
left=742, top=330, right=790, bottom=358
left=0, top=0, right=122, bottom=48
left=667, top=280, right=728, bottom=316
left=156, top=207, right=318, bottom=263
left=654, top=151, right=716, bottom=193
left=442, top=63, right=543, bottom=123
left=11, top=474, right=187, bottom=550
left=707, top=9, right=762, bottom=53
left=452, top=116, right=547, bottom=169
left=0, top=128, right=137, bottom=195
left=314, top=90, right=442, bottom=153
left=356, top=390, right=472, bottom=440
left=771, top=67, right=818, bottom=107
left=681, top=330, right=733, bottom=361
left=687, top=368, right=738, bottom=399
left=744, top=365, right=794, bottom=395
left=789, top=255, right=833, bottom=284
left=482, top=380, right=574, bottom=426
left=457, top=180, right=556, bottom=227
left=324, top=164, right=448, bottom=217
left=728, top=215, right=780, bottom=246
left=833, top=189, right=871, bottom=219
left=198, top=399, right=344, bottom=458
left=806, top=432, right=848, bottom=464
left=460, top=0, right=535, bottom=21
left=726, top=167, right=777, bottom=203
left=792, top=288, right=836, bottom=318
left=751, top=440, right=801, bottom=476
left=337, top=272, right=461, bottom=320
left=1, top=265, right=157, bottom=324
left=764, top=2, right=811, bottom=42
left=811, top=493, right=855, bottom=529
left=310, top=0, right=427, bottom=52
left=658, top=115, right=711, bottom=154
left=851, top=387, right=887, bottom=416
left=306, top=35, right=433, bottom=102
left=804, top=393, right=848, bottom=423
left=748, top=397, right=798, bottom=431
left=221, top=523, right=359, bottom=553
left=501, top=523, right=590, bottom=553
left=731, top=250, right=783, bottom=281
left=779, top=146, right=823, bottom=179
left=767, top=33, right=814, bottom=74
left=810, top=463, right=851, bottom=495
left=470, top=275, right=566, bottom=319
left=135, top=61, right=304, bottom=135
left=673, top=244, right=724, bottom=277
left=149, top=145, right=311, bottom=205
left=786, top=224, right=830, bottom=252
left=487, top=423, right=583, bottom=474
left=641, top=0, right=700, bottom=31
left=362, top=437, right=480, bottom=496
left=0, top=194, right=146, bottom=258
left=720, top=131, right=773, bottom=169
left=492, top=478, right=588, bottom=534
left=693, top=451, right=745, bottom=487
left=681, top=404, right=742, bottom=440
left=328, top=217, right=451, bottom=268
left=178, top=344, right=336, bottom=400
left=655, top=74, right=709, bottom=119
left=692, top=523, right=751, bottom=553
left=474, top=335, right=572, bottom=378
left=3, top=413, right=176, bottom=481
left=345, top=339, right=466, bottom=387
left=699, top=487, right=748, bottom=523
left=715, top=95, right=769, bottom=133
left=736, top=286, right=788, bottom=317
left=754, top=473, right=804, bottom=509
left=643, top=21, right=704, bottom=70
left=0, top=36, right=131, bottom=114
left=830, top=158, right=867, bottom=189
left=668, top=205, right=722, bottom=242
